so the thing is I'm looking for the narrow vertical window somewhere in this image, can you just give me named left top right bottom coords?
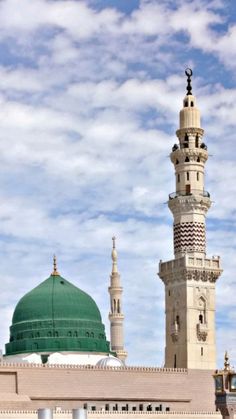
left=187, top=172, right=189, bottom=181
left=186, top=184, right=191, bottom=194
left=195, top=135, right=199, bottom=148
left=174, top=354, right=177, bottom=368
left=184, top=133, right=189, bottom=148
left=201, top=347, right=203, bottom=356
left=197, top=172, right=199, bottom=181
left=177, top=174, right=180, bottom=183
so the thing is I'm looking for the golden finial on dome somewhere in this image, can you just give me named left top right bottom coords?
left=52, top=255, right=60, bottom=276
left=111, top=236, right=118, bottom=273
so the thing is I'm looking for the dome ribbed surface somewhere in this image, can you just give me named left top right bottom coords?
left=5, top=274, right=110, bottom=356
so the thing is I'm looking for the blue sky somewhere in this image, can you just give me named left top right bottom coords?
left=0, top=0, right=235, bottom=367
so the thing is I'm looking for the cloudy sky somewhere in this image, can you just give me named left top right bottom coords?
left=0, top=0, right=235, bottom=367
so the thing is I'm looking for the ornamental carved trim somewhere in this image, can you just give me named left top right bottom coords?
left=170, top=148, right=208, bottom=164
left=168, top=198, right=211, bottom=216
left=171, top=322, right=179, bottom=342
left=185, top=269, right=220, bottom=283
left=196, top=323, right=208, bottom=342
left=174, top=222, right=206, bottom=254
left=176, top=127, right=204, bottom=137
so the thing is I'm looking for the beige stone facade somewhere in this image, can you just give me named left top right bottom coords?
left=0, top=363, right=217, bottom=411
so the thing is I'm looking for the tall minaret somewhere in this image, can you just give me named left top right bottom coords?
left=108, top=237, right=127, bottom=362
left=159, top=69, right=222, bottom=370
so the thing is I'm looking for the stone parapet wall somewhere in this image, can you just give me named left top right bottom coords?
left=0, top=411, right=221, bottom=419
left=0, top=363, right=187, bottom=373
left=0, top=365, right=215, bottom=412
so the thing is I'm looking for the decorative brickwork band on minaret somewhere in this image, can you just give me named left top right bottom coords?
left=158, top=70, right=222, bottom=370
left=108, top=237, right=127, bottom=362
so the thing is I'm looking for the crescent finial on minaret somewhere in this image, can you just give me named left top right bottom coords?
left=185, top=68, right=193, bottom=95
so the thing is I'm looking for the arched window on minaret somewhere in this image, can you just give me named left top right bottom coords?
left=198, top=297, right=207, bottom=324
left=185, top=156, right=190, bottom=162
left=113, top=299, right=116, bottom=313
left=117, top=300, right=121, bottom=313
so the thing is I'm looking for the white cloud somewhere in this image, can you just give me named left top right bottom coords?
left=0, top=0, right=121, bottom=39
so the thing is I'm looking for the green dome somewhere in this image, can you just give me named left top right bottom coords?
left=5, top=273, right=111, bottom=356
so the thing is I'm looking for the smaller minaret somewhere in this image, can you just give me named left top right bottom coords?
left=108, top=237, right=127, bottom=362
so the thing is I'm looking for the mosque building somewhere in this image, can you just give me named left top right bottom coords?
left=0, top=70, right=222, bottom=417
left=4, top=249, right=125, bottom=367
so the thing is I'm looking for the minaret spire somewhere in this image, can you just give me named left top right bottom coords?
left=108, top=237, right=127, bottom=362
left=158, top=70, right=222, bottom=370
left=111, top=236, right=118, bottom=273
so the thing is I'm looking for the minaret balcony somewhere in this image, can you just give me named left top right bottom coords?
left=169, top=189, right=210, bottom=200
left=109, top=312, right=124, bottom=320
left=170, top=147, right=208, bottom=164
left=159, top=255, right=222, bottom=285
